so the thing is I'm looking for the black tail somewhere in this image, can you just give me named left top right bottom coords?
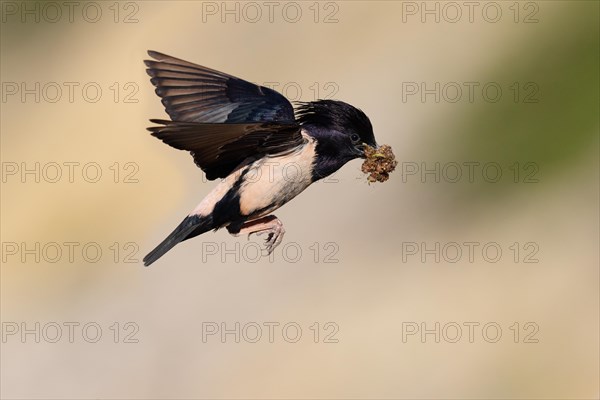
left=143, top=215, right=212, bottom=266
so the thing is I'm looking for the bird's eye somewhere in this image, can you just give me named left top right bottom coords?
left=350, top=134, right=360, bottom=143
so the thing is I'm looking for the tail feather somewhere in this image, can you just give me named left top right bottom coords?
left=143, top=215, right=212, bottom=266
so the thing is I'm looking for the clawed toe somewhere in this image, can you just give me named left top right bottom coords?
left=260, top=223, right=284, bottom=255
left=233, top=215, right=286, bottom=256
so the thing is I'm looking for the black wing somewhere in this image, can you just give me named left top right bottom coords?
left=145, top=51, right=295, bottom=123
left=148, top=120, right=305, bottom=180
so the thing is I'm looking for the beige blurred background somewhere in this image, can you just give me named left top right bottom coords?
left=1, top=1, right=598, bottom=399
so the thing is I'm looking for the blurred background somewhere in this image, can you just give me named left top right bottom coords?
left=1, top=1, right=598, bottom=398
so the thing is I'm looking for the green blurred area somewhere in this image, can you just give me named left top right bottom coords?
left=450, top=4, right=598, bottom=185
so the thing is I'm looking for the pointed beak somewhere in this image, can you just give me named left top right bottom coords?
left=356, top=143, right=368, bottom=158
left=357, top=142, right=379, bottom=158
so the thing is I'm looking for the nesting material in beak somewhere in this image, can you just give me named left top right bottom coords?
left=361, top=144, right=397, bottom=183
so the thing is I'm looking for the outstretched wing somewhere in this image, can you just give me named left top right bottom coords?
left=145, top=51, right=295, bottom=123
left=148, top=119, right=305, bottom=180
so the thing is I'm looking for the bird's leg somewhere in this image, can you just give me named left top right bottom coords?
left=227, top=215, right=285, bottom=255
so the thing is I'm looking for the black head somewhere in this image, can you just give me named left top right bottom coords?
left=296, top=100, right=378, bottom=180
left=296, top=100, right=377, bottom=153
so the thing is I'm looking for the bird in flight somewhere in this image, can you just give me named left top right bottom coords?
left=143, top=51, right=379, bottom=266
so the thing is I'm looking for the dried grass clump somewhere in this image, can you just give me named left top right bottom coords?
left=361, top=144, right=397, bottom=183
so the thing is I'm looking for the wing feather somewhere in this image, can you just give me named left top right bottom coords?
left=148, top=120, right=305, bottom=180
left=145, top=51, right=295, bottom=123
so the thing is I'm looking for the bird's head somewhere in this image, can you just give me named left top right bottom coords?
left=296, top=100, right=378, bottom=160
